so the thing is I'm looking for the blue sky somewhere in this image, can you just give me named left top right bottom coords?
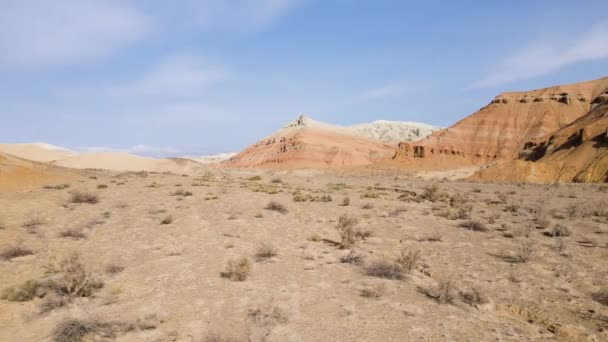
left=1, top=0, right=608, bottom=156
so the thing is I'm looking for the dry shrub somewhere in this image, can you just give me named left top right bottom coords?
left=264, top=201, right=288, bottom=214
left=0, top=242, right=34, bottom=260
left=105, top=264, right=125, bottom=275
left=221, top=257, right=251, bottom=281
left=396, top=247, right=420, bottom=271
left=535, top=208, right=551, bottom=228
left=361, top=203, right=374, bottom=210
left=22, top=213, right=44, bottom=229
left=514, top=239, right=535, bottom=263
left=340, top=250, right=365, bottom=265
left=59, top=228, right=86, bottom=240
left=420, top=185, right=441, bottom=202
left=249, top=303, right=289, bottom=328
left=458, top=220, right=488, bottom=232
left=364, top=259, right=403, bottom=280
left=70, top=192, right=99, bottom=204
left=340, top=197, right=350, bottom=206
left=336, top=214, right=360, bottom=249
left=44, top=184, right=70, bottom=190
left=247, top=176, right=262, bottom=181
left=419, top=279, right=456, bottom=304
left=459, top=286, right=486, bottom=306
left=96, top=184, right=108, bottom=189
left=45, top=253, right=103, bottom=298
left=361, top=283, right=386, bottom=299
left=549, top=224, right=570, bottom=237
left=160, top=215, right=173, bottom=225
left=52, top=315, right=157, bottom=342
left=254, top=243, right=277, bottom=262
left=270, top=177, right=282, bottom=184
left=388, top=207, right=407, bottom=217
left=171, top=189, right=193, bottom=196
left=1, top=279, right=45, bottom=302
left=360, top=191, right=379, bottom=199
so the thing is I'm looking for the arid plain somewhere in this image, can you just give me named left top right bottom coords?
left=1, top=168, right=607, bottom=341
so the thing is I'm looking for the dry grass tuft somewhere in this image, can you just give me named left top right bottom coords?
left=0, top=242, right=34, bottom=260
left=59, top=228, right=86, bottom=240
left=254, top=243, right=277, bottom=262
left=264, top=201, right=288, bottom=214
left=1, top=279, right=45, bottom=302
left=458, top=220, right=488, bottom=232
left=395, top=247, right=420, bottom=271
left=70, top=192, right=99, bottom=204
left=221, top=257, right=251, bottom=281
left=418, top=279, right=456, bottom=304
left=336, top=214, right=360, bottom=249
left=160, top=215, right=173, bottom=225
left=340, top=197, right=350, bottom=206
left=364, top=259, right=403, bottom=280
left=361, top=283, right=386, bottom=299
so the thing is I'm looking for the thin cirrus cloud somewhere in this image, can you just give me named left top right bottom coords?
left=0, top=0, right=149, bottom=68
left=109, top=55, right=229, bottom=98
left=469, top=22, right=608, bottom=89
left=358, top=84, right=403, bottom=101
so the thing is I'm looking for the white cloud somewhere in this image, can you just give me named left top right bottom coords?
left=186, top=0, right=301, bottom=30
left=110, top=55, right=228, bottom=97
left=469, top=22, right=608, bottom=89
left=0, top=0, right=149, bottom=68
left=359, top=84, right=403, bottom=101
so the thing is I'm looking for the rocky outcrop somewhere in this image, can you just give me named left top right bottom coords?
left=390, top=76, right=608, bottom=169
left=472, top=102, right=608, bottom=183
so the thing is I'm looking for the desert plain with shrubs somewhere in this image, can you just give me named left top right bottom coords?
left=1, top=169, right=607, bottom=341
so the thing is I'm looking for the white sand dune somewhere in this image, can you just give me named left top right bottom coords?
left=0, top=143, right=76, bottom=163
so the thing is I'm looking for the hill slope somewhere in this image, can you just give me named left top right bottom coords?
left=391, top=76, right=608, bottom=169
left=0, top=143, right=76, bottom=163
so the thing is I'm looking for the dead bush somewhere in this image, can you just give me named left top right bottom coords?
left=364, top=259, right=403, bottom=280
left=221, top=257, right=251, bottom=281
left=105, top=264, right=125, bottom=275
left=395, top=247, right=420, bottom=271
left=419, top=279, right=456, bottom=304
left=249, top=303, right=289, bottom=328
left=160, top=215, right=173, bottom=225
left=70, top=192, right=99, bottom=204
left=247, top=175, right=262, bottom=181
left=96, top=184, right=108, bottom=189
left=171, top=189, right=192, bottom=197
left=264, top=201, right=288, bottom=214
left=458, top=220, right=488, bottom=232
left=0, top=242, right=34, bottom=260
left=254, top=243, right=277, bottom=262
left=22, top=213, right=44, bottom=229
left=45, top=253, right=103, bottom=298
left=336, top=214, right=360, bottom=249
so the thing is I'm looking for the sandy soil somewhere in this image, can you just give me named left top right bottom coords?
left=1, top=169, right=607, bottom=341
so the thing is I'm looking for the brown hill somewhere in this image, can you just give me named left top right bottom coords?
left=0, top=153, right=80, bottom=191
left=222, top=116, right=396, bottom=169
left=472, top=101, right=608, bottom=183
left=390, top=76, right=608, bottom=169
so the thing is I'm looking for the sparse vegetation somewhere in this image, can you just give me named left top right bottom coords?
left=44, top=252, right=104, bottom=298
left=340, top=197, right=350, bottom=206
left=419, top=279, right=456, bottom=304
left=364, top=259, right=403, bottom=280
left=254, top=243, right=277, bottom=262
left=395, top=247, right=420, bottom=271
left=69, top=191, right=99, bottom=204
left=361, top=283, right=386, bottom=299
left=1, top=279, right=45, bottom=301
left=335, top=214, right=360, bottom=249
left=265, top=201, right=288, bottom=214
left=514, top=239, right=535, bottom=263
left=0, top=242, right=34, bottom=260
left=459, top=286, right=486, bottom=306
left=59, top=228, right=86, bottom=239
left=160, top=215, right=173, bottom=225
left=221, top=257, right=251, bottom=281
left=44, top=184, right=70, bottom=190
left=458, top=220, right=488, bottom=232
left=97, top=184, right=108, bottom=189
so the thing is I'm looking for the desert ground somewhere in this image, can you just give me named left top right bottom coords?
left=1, top=168, right=607, bottom=341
